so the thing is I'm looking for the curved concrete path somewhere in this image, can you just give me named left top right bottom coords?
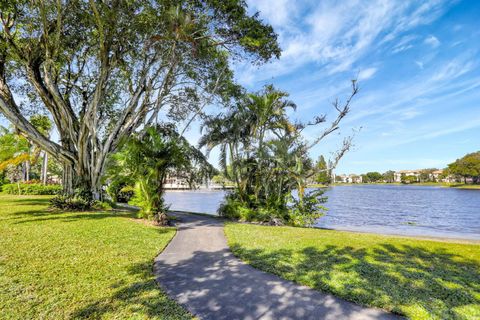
left=154, top=212, right=401, bottom=320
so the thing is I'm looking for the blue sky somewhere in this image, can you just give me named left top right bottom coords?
left=1, top=1, right=479, bottom=175
left=231, top=0, right=480, bottom=174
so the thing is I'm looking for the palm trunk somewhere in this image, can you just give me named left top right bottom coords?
left=26, top=160, right=30, bottom=181
left=41, top=152, right=48, bottom=185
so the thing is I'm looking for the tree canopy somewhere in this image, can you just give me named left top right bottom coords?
left=315, top=155, right=331, bottom=185
left=447, top=151, right=480, bottom=183
left=362, top=171, right=383, bottom=183
left=0, top=0, right=280, bottom=198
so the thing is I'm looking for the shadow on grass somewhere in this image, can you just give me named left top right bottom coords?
left=230, top=242, right=480, bottom=319
left=13, top=211, right=136, bottom=224
left=70, top=261, right=190, bottom=319
left=4, top=197, right=52, bottom=206
left=7, top=203, right=138, bottom=224
left=67, top=213, right=400, bottom=320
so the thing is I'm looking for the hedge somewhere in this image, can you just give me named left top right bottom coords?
left=1, top=183, right=62, bottom=195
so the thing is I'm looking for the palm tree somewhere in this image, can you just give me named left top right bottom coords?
left=113, top=125, right=212, bottom=224
left=200, top=85, right=299, bottom=209
left=200, top=82, right=357, bottom=226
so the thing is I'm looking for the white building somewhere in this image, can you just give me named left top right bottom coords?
left=394, top=169, right=456, bottom=183
left=394, top=170, right=421, bottom=183
left=335, top=174, right=362, bottom=183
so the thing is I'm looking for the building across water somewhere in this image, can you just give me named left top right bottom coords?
left=333, top=169, right=459, bottom=184
left=164, top=175, right=231, bottom=190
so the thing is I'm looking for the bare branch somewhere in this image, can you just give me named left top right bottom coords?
left=307, top=80, right=358, bottom=149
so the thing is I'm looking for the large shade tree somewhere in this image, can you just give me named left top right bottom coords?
left=0, top=0, right=280, bottom=198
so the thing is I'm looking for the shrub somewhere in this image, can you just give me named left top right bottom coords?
left=219, top=190, right=327, bottom=227
left=117, top=185, right=135, bottom=203
left=218, top=194, right=273, bottom=223
left=218, top=195, right=243, bottom=220
left=92, top=200, right=114, bottom=211
left=2, top=183, right=62, bottom=195
left=49, top=195, right=93, bottom=211
left=106, top=177, right=134, bottom=203
left=288, top=189, right=327, bottom=227
left=49, top=194, right=114, bottom=211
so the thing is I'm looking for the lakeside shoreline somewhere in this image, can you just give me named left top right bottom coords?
left=308, top=183, right=480, bottom=189
left=160, top=208, right=480, bottom=244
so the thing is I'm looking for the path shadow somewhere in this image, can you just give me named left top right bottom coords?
left=230, top=242, right=480, bottom=319
left=154, top=248, right=400, bottom=319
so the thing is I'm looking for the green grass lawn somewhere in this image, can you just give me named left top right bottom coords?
left=451, top=184, right=480, bottom=189
left=225, top=223, right=480, bottom=320
left=0, top=195, right=191, bottom=319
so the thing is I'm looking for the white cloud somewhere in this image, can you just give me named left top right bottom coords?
left=424, top=35, right=440, bottom=47
left=392, top=34, right=417, bottom=53
left=431, top=56, right=475, bottom=81
left=345, top=54, right=479, bottom=124
left=358, top=67, right=378, bottom=80
left=236, top=0, right=452, bottom=84
left=398, top=108, right=422, bottom=120
left=246, top=0, right=293, bottom=27
left=388, top=118, right=480, bottom=147
left=392, top=44, right=413, bottom=54
left=415, top=60, right=424, bottom=69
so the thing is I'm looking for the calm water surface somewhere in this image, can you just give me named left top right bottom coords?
left=164, top=185, right=480, bottom=240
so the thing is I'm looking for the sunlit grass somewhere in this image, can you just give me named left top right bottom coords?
left=0, top=195, right=191, bottom=319
left=225, top=223, right=480, bottom=320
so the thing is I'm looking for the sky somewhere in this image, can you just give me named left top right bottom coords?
left=1, top=0, right=479, bottom=175
left=229, top=0, right=480, bottom=174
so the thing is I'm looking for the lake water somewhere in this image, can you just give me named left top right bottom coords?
left=164, top=185, right=480, bottom=240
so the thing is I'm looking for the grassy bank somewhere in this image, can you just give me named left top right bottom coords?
left=225, top=223, right=480, bottom=320
left=0, top=195, right=191, bottom=319
left=450, top=184, right=480, bottom=189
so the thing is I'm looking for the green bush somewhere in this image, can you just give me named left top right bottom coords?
left=218, top=194, right=271, bottom=222
left=2, top=183, right=62, bottom=195
left=49, top=195, right=114, bottom=211
left=118, top=185, right=135, bottom=203
left=106, top=178, right=134, bottom=203
left=288, top=189, right=327, bottom=227
left=92, top=200, right=114, bottom=211
left=49, top=195, right=93, bottom=211
left=218, top=195, right=243, bottom=220
left=219, top=190, right=327, bottom=226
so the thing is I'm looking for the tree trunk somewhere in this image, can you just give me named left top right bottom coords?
left=62, top=162, right=75, bottom=195
left=22, top=161, right=30, bottom=182
left=21, top=162, right=26, bottom=182
left=41, top=152, right=48, bottom=185
left=61, top=150, right=104, bottom=200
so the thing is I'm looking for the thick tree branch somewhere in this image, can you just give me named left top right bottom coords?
left=0, top=82, right=75, bottom=163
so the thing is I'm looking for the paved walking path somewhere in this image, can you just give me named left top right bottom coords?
left=154, top=212, right=401, bottom=320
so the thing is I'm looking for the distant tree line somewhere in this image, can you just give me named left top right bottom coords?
left=313, top=150, right=480, bottom=185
